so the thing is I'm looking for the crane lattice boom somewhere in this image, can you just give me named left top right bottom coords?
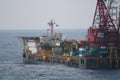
left=88, top=0, right=120, bottom=46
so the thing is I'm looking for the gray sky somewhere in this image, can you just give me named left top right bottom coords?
left=0, top=0, right=96, bottom=30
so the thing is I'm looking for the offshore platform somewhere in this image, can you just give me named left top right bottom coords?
left=20, top=0, right=120, bottom=69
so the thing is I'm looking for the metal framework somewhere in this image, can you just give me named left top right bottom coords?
left=88, top=0, right=120, bottom=46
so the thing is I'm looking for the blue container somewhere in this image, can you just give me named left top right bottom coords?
left=70, top=52, right=77, bottom=56
left=79, top=48, right=86, bottom=54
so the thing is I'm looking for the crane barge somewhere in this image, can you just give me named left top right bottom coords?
left=20, top=0, right=120, bottom=69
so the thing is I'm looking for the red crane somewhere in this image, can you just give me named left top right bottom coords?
left=88, top=0, right=120, bottom=47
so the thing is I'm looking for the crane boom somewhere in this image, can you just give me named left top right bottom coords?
left=88, top=0, right=120, bottom=47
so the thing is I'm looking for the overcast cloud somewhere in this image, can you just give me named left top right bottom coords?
left=0, top=0, right=96, bottom=30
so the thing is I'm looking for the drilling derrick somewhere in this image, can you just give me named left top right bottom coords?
left=88, top=0, right=120, bottom=47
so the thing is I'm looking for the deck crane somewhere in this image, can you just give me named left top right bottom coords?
left=88, top=0, right=120, bottom=47
left=87, top=0, right=120, bottom=66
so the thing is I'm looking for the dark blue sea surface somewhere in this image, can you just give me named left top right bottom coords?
left=0, top=29, right=120, bottom=80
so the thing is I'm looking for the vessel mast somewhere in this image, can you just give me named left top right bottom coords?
left=48, top=19, right=54, bottom=36
left=48, top=19, right=59, bottom=37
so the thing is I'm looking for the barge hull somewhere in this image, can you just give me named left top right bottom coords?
left=23, top=53, right=120, bottom=69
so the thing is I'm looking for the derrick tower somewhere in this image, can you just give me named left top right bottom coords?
left=88, top=0, right=120, bottom=47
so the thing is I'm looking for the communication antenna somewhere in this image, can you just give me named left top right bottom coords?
left=48, top=19, right=59, bottom=37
